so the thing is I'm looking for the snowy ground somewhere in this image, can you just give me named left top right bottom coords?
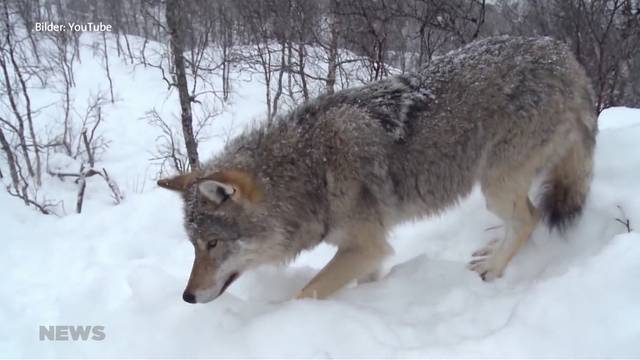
left=1, top=34, right=640, bottom=358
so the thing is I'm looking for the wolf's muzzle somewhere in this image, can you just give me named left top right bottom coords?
left=182, top=290, right=196, bottom=304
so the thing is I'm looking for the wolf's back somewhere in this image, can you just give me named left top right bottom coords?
left=211, top=36, right=597, bottom=232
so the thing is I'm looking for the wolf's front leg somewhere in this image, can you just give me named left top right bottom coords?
left=296, top=223, right=392, bottom=299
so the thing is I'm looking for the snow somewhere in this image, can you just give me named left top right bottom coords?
left=1, top=33, right=640, bottom=357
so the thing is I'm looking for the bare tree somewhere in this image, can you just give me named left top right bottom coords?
left=145, top=109, right=190, bottom=176
left=1, top=0, right=42, bottom=184
left=325, top=0, right=340, bottom=94
left=0, top=45, right=36, bottom=181
left=102, top=32, right=115, bottom=103
left=165, top=0, right=200, bottom=170
left=46, top=93, right=124, bottom=214
left=496, top=0, right=640, bottom=112
left=0, top=120, right=22, bottom=195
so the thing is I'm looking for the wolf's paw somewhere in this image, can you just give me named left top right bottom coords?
left=468, top=239, right=506, bottom=281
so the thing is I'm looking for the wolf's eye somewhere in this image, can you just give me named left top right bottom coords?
left=206, top=240, right=218, bottom=250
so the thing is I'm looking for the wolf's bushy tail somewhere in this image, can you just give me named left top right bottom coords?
left=540, top=117, right=597, bottom=231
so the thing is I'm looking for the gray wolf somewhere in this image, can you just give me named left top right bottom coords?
left=158, top=36, right=596, bottom=303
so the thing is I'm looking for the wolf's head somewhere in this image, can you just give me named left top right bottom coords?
left=158, top=169, right=286, bottom=304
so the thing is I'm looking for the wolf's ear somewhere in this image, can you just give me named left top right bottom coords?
left=198, top=180, right=235, bottom=204
left=157, top=172, right=200, bottom=191
left=199, top=170, right=262, bottom=204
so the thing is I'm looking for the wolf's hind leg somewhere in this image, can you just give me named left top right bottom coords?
left=469, top=176, right=540, bottom=281
left=296, top=223, right=392, bottom=299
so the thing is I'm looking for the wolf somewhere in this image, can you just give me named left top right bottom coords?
left=158, top=36, right=597, bottom=304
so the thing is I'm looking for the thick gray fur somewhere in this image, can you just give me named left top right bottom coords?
left=177, top=36, right=597, bottom=301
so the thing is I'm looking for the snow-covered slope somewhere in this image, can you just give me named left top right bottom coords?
left=1, top=34, right=639, bottom=357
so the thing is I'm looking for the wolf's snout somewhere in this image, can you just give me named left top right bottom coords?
left=182, top=290, right=196, bottom=304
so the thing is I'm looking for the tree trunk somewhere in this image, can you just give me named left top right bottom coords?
left=326, top=5, right=338, bottom=95
left=0, top=126, right=22, bottom=194
left=298, top=43, right=309, bottom=101
left=102, top=32, right=115, bottom=103
left=165, top=0, right=199, bottom=170
left=270, top=42, right=286, bottom=120
left=0, top=54, right=35, bottom=179
left=4, top=19, right=42, bottom=185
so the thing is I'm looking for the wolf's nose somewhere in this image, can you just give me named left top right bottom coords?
left=182, top=291, right=196, bottom=304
